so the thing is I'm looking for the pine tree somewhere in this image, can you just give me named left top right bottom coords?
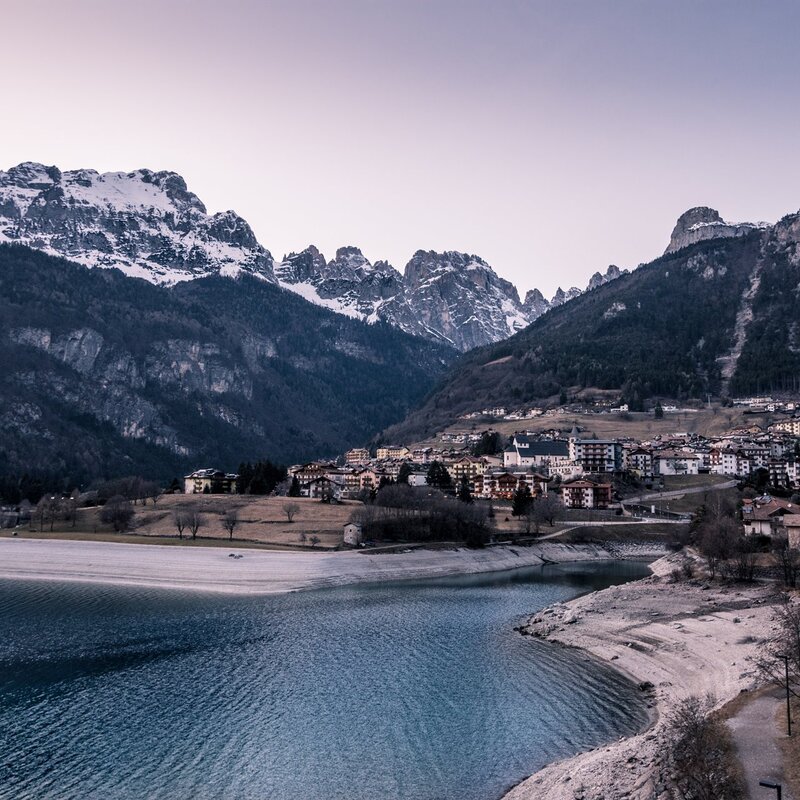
left=426, top=460, right=453, bottom=492
left=397, top=463, right=413, bottom=484
left=287, top=476, right=301, bottom=497
left=457, top=477, right=473, bottom=503
left=511, top=485, right=532, bottom=517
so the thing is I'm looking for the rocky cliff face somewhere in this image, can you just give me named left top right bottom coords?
left=276, top=248, right=627, bottom=351
left=665, top=206, right=769, bottom=254
left=0, top=244, right=456, bottom=480
left=0, top=162, right=276, bottom=283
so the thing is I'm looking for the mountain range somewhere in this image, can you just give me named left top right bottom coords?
left=3, top=158, right=798, bottom=478
left=0, top=162, right=622, bottom=352
left=384, top=205, right=800, bottom=442
left=0, top=244, right=454, bottom=482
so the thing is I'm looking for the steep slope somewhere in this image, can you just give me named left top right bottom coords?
left=0, top=162, right=275, bottom=284
left=0, top=245, right=456, bottom=482
left=386, top=207, right=800, bottom=441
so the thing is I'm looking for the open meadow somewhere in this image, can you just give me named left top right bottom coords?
left=7, top=495, right=361, bottom=550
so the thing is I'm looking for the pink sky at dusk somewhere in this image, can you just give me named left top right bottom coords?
left=3, top=0, right=799, bottom=296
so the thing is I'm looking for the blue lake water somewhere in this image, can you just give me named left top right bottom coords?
left=0, top=560, right=651, bottom=800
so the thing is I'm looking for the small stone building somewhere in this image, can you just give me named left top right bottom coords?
left=343, top=522, right=363, bottom=546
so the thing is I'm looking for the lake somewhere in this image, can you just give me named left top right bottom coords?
left=0, top=560, right=651, bottom=800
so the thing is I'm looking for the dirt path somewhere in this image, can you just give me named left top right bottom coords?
left=727, top=689, right=795, bottom=800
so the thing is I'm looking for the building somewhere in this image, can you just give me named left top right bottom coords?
left=302, top=475, right=343, bottom=500
left=784, top=515, right=800, bottom=549
left=568, top=430, right=622, bottom=473
left=741, top=495, right=799, bottom=537
left=345, top=448, right=371, bottom=465
left=343, top=522, right=363, bottom=546
left=376, top=445, right=411, bottom=460
left=407, top=472, right=429, bottom=487
left=504, top=435, right=571, bottom=472
left=626, top=447, right=654, bottom=478
left=447, top=456, right=488, bottom=485
left=653, top=450, right=701, bottom=476
left=771, top=419, right=800, bottom=437
left=184, top=469, right=238, bottom=494
left=560, top=479, right=612, bottom=509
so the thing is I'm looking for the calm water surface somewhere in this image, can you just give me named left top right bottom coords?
left=0, top=560, right=650, bottom=800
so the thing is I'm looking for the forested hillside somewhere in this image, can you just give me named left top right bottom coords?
left=0, top=245, right=456, bottom=486
left=385, top=211, right=800, bottom=441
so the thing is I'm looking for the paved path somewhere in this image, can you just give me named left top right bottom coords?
left=727, top=688, right=795, bottom=800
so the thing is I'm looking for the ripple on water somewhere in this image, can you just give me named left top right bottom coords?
left=0, top=561, right=651, bottom=800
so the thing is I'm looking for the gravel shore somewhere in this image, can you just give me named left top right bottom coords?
left=504, top=552, right=783, bottom=800
left=0, top=538, right=663, bottom=594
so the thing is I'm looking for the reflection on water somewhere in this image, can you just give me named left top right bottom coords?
left=0, top=560, right=650, bottom=800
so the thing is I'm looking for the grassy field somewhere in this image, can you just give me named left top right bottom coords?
left=7, top=494, right=361, bottom=550
left=557, top=522, right=689, bottom=543
left=422, top=406, right=774, bottom=446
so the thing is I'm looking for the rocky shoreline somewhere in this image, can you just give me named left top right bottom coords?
left=503, top=552, right=782, bottom=800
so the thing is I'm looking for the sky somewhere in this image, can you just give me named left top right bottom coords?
left=3, top=0, right=800, bottom=297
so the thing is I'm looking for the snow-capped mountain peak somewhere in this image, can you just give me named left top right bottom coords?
left=0, top=162, right=275, bottom=284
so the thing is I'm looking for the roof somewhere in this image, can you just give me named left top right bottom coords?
left=742, top=496, right=798, bottom=520
left=517, top=440, right=569, bottom=457
left=185, top=468, right=231, bottom=479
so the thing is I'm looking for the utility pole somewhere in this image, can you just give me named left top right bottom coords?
left=780, top=654, right=792, bottom=736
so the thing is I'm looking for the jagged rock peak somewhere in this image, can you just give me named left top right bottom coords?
left=587, top=264, right=624, bottom=291
left=274, top=245, right=327, bottom=283
left=0, top=162, right=275, bottom=284
left=665, top=206, right=770, bottom=254
left=551, top=286, right=581, bottom=307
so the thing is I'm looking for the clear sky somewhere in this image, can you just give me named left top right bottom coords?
left=4, top=0, right=799, bottom=297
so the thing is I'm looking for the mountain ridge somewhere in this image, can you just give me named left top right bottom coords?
left=383, top=205, right=800, bottom=442
left=0, top=161, right=624, bottom=352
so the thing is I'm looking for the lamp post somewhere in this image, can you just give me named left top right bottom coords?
left=778, top=654, right=792, bottom=737
left=759, top=780, right=782, bottom=799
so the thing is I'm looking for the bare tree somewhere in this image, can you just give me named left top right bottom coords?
left=100, top=495, right=135, bottom=532
left=222, top=509, right=239, bottom=541
left=309, top=534, right=320, bottom=548
left=773, top=535, right=800, bottom=588
left=34, top=496, right=56, bottom=532
left=283, top=502, right=300, bottom=523
left=756, top=596, right=800, bottom=701
left=143, top=481, right=162, bottom=506
left=173, top=510, right=188, bottom=540
left=665, top=694, right=745, bottom=800
left=697, top=516, right=740, bottom=580
left=186, top=508, right=203, bottom=540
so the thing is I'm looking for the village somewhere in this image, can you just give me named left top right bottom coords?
left=174, top=396, right=800, bottom=550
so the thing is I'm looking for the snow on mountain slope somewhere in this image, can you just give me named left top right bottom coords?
left=0, top=162, right=275, bottom=284
left=0, top=161, right=632, bottom=352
